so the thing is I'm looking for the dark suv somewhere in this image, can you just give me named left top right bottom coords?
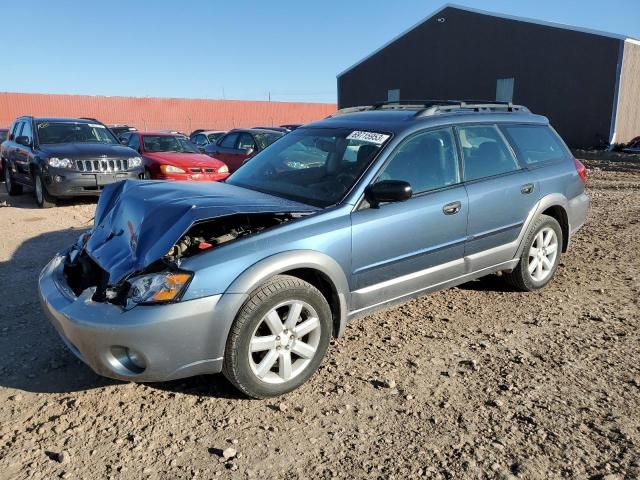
left=1, top=117, right=144, bottom=208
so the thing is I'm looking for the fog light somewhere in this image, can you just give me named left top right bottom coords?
left=126, top=348, right=146, bottom=370
left=109, top=346, right=147, bottom=374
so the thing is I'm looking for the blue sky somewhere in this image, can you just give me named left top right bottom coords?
left=2, top=0, right=638, bottom=103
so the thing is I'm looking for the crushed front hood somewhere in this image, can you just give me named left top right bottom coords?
left=86, top=180, right=318, bottom=283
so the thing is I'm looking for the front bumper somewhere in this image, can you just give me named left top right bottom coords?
left=38, top=254, right=225, bottom=382
left=43, top=168, right=143, bottom=197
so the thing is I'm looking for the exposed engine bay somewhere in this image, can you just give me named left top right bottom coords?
left=165, top=213, right=296, bottom=261
left=63, top=213, right=301, bottom=304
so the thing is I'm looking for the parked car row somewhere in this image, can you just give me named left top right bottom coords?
left=1, top=114, right=298, bottom=207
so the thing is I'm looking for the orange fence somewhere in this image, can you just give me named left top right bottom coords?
left=0, top=92, right=336, bottom=133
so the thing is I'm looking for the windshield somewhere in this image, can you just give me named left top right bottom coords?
left=36, top=122, right=119, bottom=145
left=142, top=135, right=199, bottom=153
left=254, top=132, right=283, bottom=150
left=226, top=127, right=391, bottom=207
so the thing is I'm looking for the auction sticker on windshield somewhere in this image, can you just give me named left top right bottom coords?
left=346, top=131, right=390, bottom=144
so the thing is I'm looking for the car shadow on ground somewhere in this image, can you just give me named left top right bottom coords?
left=0, top=183, right=99, bottom=210
left=0, top=223, right=245, bottom=399
left=457, top=274, right=520, bottom=293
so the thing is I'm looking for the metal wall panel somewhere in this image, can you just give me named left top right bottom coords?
left=0, top=92, right=336, bottom=133
left=337, top=6, right=622, bottom=148
left=614, top=41, right=640, bottom=144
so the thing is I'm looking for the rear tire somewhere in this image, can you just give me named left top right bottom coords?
left=34, top=172, right=56, bottom=208
left=223, top=275, right=332, bottom=399
left=4, top=163, right=23, bottom=195
left=505, top=214, right=562, bottom=291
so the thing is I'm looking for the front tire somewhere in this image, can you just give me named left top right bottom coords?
left=34, top=172, right=56, bottom=208
left=223, top=275, right=332, bottom=399
left=505, top=214, right=562, bottom=291
left=4, top=163, right=23, bottom=195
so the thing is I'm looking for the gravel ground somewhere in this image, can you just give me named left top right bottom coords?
left=0, top=160, right=638, bottom=480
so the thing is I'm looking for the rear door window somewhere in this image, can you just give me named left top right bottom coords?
left=502, top=125, right=569, bottom=165
left=238, top=133, right=256, bottom=150
left=457, top=125, right=519, bottom=181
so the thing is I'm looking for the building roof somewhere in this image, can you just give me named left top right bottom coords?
left=338, top=3, right=639, bottom=77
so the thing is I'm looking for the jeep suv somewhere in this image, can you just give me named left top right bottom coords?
left=1, top=116, right=144, bottom=207
left=38, top=101, right=589, bottom=398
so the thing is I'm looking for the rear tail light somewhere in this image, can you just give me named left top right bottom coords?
left=573, top=158, right=587, bottom=185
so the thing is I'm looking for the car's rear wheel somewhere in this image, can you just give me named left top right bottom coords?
left=223, top=275, right=332, bottom=399
left=505, top=214, right=562, bottom=291
left=4, top=163, right=23, bottom=195
left=34, top=172, right=56, bottom=208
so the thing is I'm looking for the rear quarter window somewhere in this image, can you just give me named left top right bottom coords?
left=502, top=125, right=569, bottom=165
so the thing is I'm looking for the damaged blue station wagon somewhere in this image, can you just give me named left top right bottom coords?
left=38, top=101, right=589, bottom=398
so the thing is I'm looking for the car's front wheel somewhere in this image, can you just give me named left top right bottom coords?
left=34, top=172, right=56, bottom=208
left=223, top=275, right=332, bottom=398
left=505, top=214, right=562, bottom=291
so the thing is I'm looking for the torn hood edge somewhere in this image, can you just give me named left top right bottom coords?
left=85, top=179, right=319, bottom=284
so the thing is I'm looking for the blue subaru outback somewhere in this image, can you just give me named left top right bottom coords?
left=38, top=101, right=589, bottom=398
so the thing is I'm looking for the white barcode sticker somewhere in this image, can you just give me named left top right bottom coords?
left=346, top=131, right=390, bottom=144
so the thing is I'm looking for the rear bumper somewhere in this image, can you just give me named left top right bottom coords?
left=44, top=168, right=144, bottom=197
left=38, top=254, right=226, bottom=382
left=568, top=192, right=590, bottom=236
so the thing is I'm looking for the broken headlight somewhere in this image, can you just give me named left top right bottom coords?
left=126, top=271, right=192, bottom=306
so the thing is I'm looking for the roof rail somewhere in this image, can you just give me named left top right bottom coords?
left=330, top=100, right=530, bottom=117
left=79, top=117, right=100, bottom=122
left=416, top=100, right=530, bottom=117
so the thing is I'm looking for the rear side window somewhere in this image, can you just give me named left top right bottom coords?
left=458, top=125, right=519, bottom=181
left=503, top=125, right=569, bottom=165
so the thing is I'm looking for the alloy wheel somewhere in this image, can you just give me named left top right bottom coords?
left=528, top=227, right=558, bottom=282
left=248, top=300, right=322, bottom=384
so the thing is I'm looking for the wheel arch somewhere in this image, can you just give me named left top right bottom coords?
left=218, top=250, right=350, bottom=340
left=515, top=194, right=570, bottom=259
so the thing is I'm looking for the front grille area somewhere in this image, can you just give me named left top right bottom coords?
left=189, top=167, right=217, bottom=174
left=75, top=158, right=129, bottom=172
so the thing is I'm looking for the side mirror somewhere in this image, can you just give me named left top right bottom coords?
left=16, top=136, right=31, bottom=147
left=244, top=147, right=255, bottom=156
left=120, top=139, right=129, bottom=145
left=365, top=180, right=412, bottom=207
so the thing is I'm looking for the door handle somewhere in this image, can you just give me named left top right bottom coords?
left=521, top=183, right=534, bottom=194
left=442, top=201, right=462, bottom=215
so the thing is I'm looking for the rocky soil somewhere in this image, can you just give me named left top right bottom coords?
left=0, top=160, right=638, bottom=479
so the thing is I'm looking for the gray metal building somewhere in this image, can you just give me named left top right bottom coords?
left=337, top=4, right=640, bottom=148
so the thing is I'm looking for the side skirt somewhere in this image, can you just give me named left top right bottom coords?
left=347, top=258, right=519, bottom=322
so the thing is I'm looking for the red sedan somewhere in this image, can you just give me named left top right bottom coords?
left=123, top=132, right=229, bottom=181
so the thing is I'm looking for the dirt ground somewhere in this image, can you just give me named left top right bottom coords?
left=0, top=159, right=638, bottom=480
